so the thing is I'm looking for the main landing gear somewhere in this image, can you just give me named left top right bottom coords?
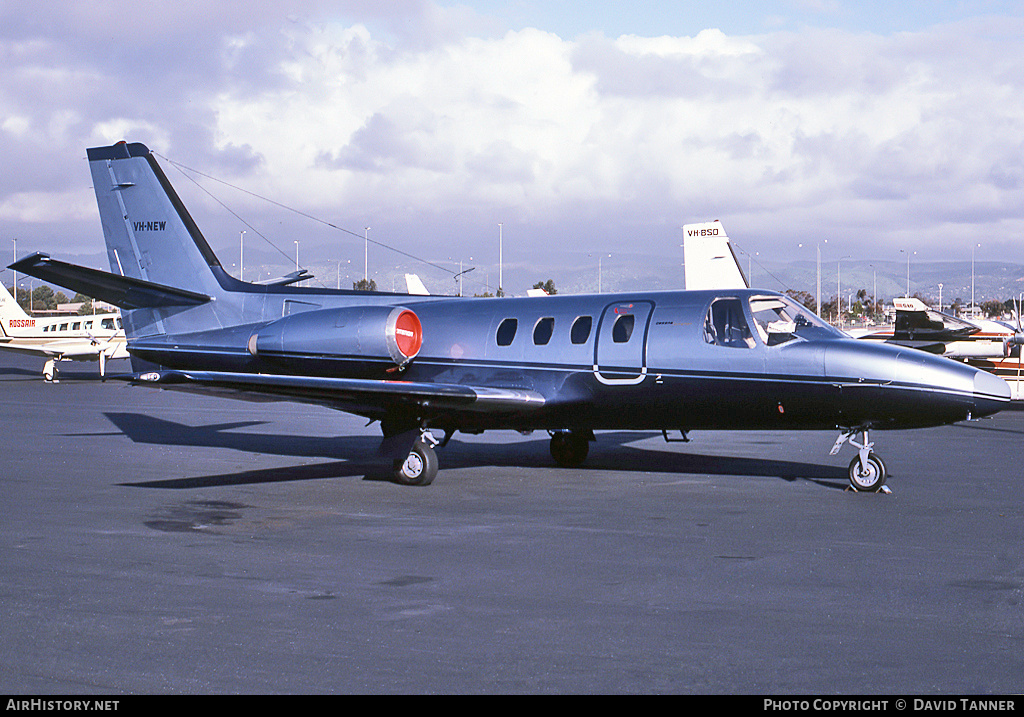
left=392, top=432, right=440, bottom=486
left=549, top=430, right=593, bottom=468
left=43, top=358, right=58, bottom=383
left=831, top=427, right=889, bottom=493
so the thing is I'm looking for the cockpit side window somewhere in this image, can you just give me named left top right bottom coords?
left=703, top=298, right=755, bottom=348
left=747, top=294, right=841, bottom=345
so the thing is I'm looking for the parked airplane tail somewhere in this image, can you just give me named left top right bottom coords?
left=682, top=220, right=748, bottom=291
left=87, top=142, right=234, bottom=299
left=0, top=281, right=31, bottom=337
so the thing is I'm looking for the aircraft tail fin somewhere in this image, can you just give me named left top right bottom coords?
left=0, top=279, right=31, bottom=337
left=405, top=274, right=430, bottom=295
left=682, top=220, right=749, bottom=291
left=87, top=142, right=238, bottom=302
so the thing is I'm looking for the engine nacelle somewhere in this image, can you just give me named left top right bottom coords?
left=248, top=305, right=423, bottom=367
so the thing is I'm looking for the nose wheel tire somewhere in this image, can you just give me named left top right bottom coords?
left=848, top=452, right=887, bottom=492
left=393, top=439, right=438, bottom=486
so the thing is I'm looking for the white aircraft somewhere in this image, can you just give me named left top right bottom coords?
left=0, top=282, right=128, bottom=381
left=850, top=296, right=1024, bottom=399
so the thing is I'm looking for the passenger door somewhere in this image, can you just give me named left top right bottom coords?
left=594, top=301, right=654, bottom=385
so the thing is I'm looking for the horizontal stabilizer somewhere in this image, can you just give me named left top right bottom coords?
left=255, top=269, right=312, bottom=286
left=9, top=253, right=211, bottom=309
left=132, top=370, right=546, bottom=414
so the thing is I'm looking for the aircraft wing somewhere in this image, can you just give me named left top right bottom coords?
left=0, top=338, right=108, bottom=359
left=132, top=370, right=546, bottom=419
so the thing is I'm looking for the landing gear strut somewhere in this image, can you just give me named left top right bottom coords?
left=43, top=358, right=58, bottom=383
left=831, top=428, right=888, bottom=492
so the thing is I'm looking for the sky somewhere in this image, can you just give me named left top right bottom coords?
left=2, top=0, right=1024, bottom=295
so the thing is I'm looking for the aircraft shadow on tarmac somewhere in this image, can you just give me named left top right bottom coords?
left=103, top=412, right=849, bottom=490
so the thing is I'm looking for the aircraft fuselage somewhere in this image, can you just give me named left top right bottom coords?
left=123, top=282, right=1006, bottom=436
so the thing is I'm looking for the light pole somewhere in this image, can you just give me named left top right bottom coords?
left=838, top=255, right=850, bottom=327
left=869, top=264, right=877, bottom=319
left=11, top=238, right=16, bottom=305
left=498, top=223, right=503, bottom=297
left=337, top=259, right=350, bottom=290
left=938, top=283, right=943, bottom=313
left=971, top=243, right=981, bottom=315
left=900, top=249, right=916, bottom=297
left=364, top=227, right=370, bottom=283
left=799, top=240, right=824, bottom=316
left=240, top=230, right=245, bottom=281
left=294, top=241, right=299, bottom=271
left=817, top=240, right=826, bottom=317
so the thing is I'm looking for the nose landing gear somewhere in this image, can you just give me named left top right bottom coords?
left=831, top=428, right=889, bottom=493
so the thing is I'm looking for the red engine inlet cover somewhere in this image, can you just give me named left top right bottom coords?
left=392, top=309, right=423, bottom=360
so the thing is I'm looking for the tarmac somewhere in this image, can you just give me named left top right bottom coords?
left=1, top=351, right=1022, bottom=694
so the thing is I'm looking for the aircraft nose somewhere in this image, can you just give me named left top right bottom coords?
left=973, top=368, right=1011, bottom=417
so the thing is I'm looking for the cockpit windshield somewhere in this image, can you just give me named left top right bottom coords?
left=748, top=295, right=843, bottom=346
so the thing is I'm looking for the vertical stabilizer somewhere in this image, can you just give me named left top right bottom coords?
left=682, top=220, right=749, bottom=291
left=0, top=281, right=31, bottom=337
left=86, top=142, right=242, bottom=337
left=87, top=142, right=230, bottom=298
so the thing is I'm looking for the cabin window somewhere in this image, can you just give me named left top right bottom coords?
left=72, top=322, right=81, bottom=330
left=533, top=317, right=554, bottom=345
left=704, top=298, right=755, bottom=348
left=570, top=316, right=592, bottom=344
left=84, top=321, right=93, bottom=330
left=116, top=318, right=123, bottom=329
left=612, top=314, right=635, bottom=343
left=101, top=318, right=114, bottom=330
left=496, top=318, right=518, bottom=346
left=59, top=323, right=68, bottom=331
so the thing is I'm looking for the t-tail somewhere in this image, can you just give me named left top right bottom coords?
left=10, top=142, right=293, bottom=342
left=91, top=143, right=234, bottom=288
left=86, top=141, right=239, bottom=337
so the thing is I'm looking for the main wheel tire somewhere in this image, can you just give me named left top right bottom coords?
left=393, top=439, right=438, bottom=486
left=848, top=452, right=886, bottom=492
left=550, top=432, right=589, bottom=468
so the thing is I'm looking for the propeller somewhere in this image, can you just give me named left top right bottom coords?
left=1016, top=295, right=1022, bottom=398
left=1002, top=295, right=1024, bottom=357
left=1002, top=294, right=1024, bottom=400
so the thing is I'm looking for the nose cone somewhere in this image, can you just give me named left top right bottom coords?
left=826, top=339, right=1011, bottom=428
left=973, top=368, right=1012, bottom=417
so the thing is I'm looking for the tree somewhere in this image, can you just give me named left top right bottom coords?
left=532, top=279, right=557, bottom=295
left=785, top=289, right=815, bottom=311
left=981, top=300, right=1005, bottom=319
left=352, top=278, right=377, bottom=292
left=30, top=285, right=55, bottom=311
